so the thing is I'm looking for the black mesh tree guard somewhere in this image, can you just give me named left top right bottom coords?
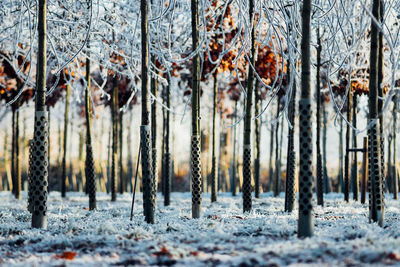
left=298, top=99, right=314, bottom=237
left=163, top=152, right=171, bottom=206
left=31, top=111, right=49, bottom=229
left=86, top=143, right=96, bottom=210
left=141, top=125, right=155, bottom=223
left=27, top=139, right=34, bottom=213
left=191, top=135, right=202, bottom=218
left=242, top=145, right=252, bottom=212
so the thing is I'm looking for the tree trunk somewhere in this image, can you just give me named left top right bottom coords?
left=267, top=121, right=274, bottom=191
left=344, top=85, right=352, bottom=202
left=127, top=110, right=133, bottom=193
left=285, top=60, right=296, bottom=212
left=316, top=27, right=323, bottom=206
left=31, top=0, right=48, bottom=229
left=151, top=66, right=158, bottom=195
left=254, top=79, right=261, bottom=198
left=322, top=101, right=330, bottom=193
left=368, top=0, right=384, bottom=226
left=107, top=126, right=111, bottom=193
left=338, top=117, right=344, bottom=192
left=190, top=0, right=202, bottom=218
left=231, top=101, right=238, bottom=196
left=211, top=74, right=218, bottom=202
left=242, top=0, right=256, bottom=213
left=61, top=85, right=70, bottom=198
left=119, top=112, right=124, bottom=194
left=273, top=99, right=281, bottom=197
left=161, top=86, right=166, bottom=196
left=85, top=52, right=96, bottom=210
left=378, top=0, right=385, bottom=208
left=48, top=107, right=51, bottom=193
left=15, top=103, right=21, bottom=199
left=387, top=136, right=392, bottom=193
left=11, top=108, right=15, bottom=196
left=393, top=96, right=398, bottom=199
left=351, top=94, right=359, bottom=200
left=164, top=81, right=171, bottom=206
left=111, top=82, right=118, bottom=201
left=298, top=0, right=313, bottom=238
left=141, top=0, right=155, bottom=223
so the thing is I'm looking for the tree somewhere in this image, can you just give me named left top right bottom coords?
left=31, top=0, right=48, bottom=229
left=241, top=0, right=256, bottom=213
left=85, top=45, right=96, bottom=210
left=141, top=0, right=155, bottom=223
left=316, top=27, right=324, bottom=206
left=368, top=0, right=384, bottom=226
left=298, top=0, right=313, bottom=238
left=190, top=0, right=202, bottom=219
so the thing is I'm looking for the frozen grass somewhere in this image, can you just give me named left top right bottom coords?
left=0, top=191, right=400, bottom=266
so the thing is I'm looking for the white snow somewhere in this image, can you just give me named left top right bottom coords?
left=0, top=191, right=400, bottom=266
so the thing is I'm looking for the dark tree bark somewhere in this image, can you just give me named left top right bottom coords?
left=273, top=99, right=281, bottom=197
left=393, top=96, right=398, bottom=199
left=351, top=94, right=359, bottom=200
left=322, top=102, right=330, bottom=193
left=378, top=0, right=385, bottom=207
left=119, top=112, right=124, bottom=194
left=61, top=85, right=70, bottom=198
left=254, top=79, right=261, bottom=198
left=151, top=65, right=158, bottom=195
left=344, top=87, right=352, bottom=202
left=211, top=74, right=218, bottom=202
left=242, top=0, right=256, bottom=213
left=85, top=52, right=96, bottom=210
left=298, top=0, right=313, bottom=238
left=14, top=103, right=21, bottom=199
left=316, top=27, right=323, bottom=206
left=11, top=108, right=15, bottom=196
left=338, top=117, right=344, bottom=192
left=285, top=60, right=296, bottom=212
left=190, top=0, right=202, bottom=218
left=127, top=110, right=133, bottom=193
left=163, top=81, right=171, bottom=206
left=267, top=121, right=274, bottom=191
left=230, top=101, right=238, bottom=196
left=111, top=82, right=118, bottom=201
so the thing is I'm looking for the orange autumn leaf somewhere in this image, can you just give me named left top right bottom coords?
left=56, top=251, right=77, bottom=260
left=153, top=246, right=170, bottom=257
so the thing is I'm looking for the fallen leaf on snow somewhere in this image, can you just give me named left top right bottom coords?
left=56, top=251, right=77, bottom=260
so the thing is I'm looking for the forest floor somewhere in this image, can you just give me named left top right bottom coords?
left=0, top=191, right=400, bottom=266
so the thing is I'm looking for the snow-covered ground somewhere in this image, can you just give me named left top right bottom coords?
left=0, top=191, right=400, bottom=266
